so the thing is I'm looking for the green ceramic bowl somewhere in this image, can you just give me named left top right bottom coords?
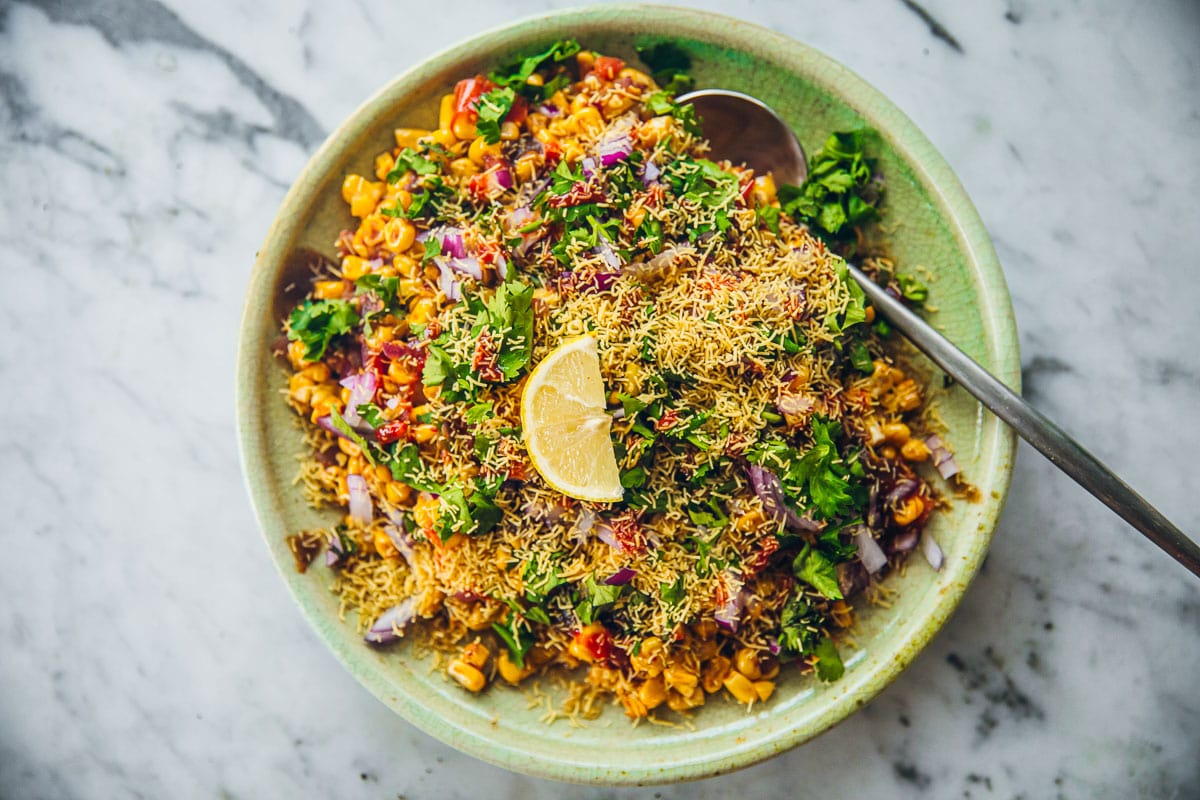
left=237, top=4, right=1019, bottom=785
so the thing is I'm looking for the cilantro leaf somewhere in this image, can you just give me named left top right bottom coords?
left=814, top=636, right=845, bottom=681
left=660, top=574, right=686, bottom=605
left=488, top=39, right=581, bottom=99
left=635, top=41, right=694, bottom=94
left=485, top=280, right=535, bottom=379
left=848, top=339, right=874, bottom=374
left=388, top=443, right=440, bottom=493
left=642, top=91, right=702, bottom=137
left=464, top=401, right=494, bottom=424
left=793, top=544, right=843, bottom=600
left=779, top=595, right=823, bottom=654
left=328, top=408, right=375, bottom=467
left=474, top=86, right=516, bottom=145
left=492, top=615, right=534, bottom=669
left=287, top=299, right=359, bottom=361
left=779, top=129, right=880, bottom=252
left=385, top=147, right=440, bottom=184
left=896, top=272, right=928, bottom=303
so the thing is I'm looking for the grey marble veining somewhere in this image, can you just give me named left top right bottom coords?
left=1, top=0, right=1197, bottom=798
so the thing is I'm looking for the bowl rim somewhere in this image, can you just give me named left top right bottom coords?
left=236, top=3, right=1020, bottom=785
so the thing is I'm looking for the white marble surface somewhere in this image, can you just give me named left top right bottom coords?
left=1, top=0, right=1198, bottom=797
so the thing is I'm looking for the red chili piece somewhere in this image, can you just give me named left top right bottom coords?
left=375, top=419, right=411, bottom=445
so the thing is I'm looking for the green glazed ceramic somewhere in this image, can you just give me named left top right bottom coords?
left=236, top=4, right=1019, bottom=785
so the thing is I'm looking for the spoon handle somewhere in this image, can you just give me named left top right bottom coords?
left=846, top=263, right=1200, bottom=578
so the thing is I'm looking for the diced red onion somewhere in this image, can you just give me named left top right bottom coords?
left=921, top=532, right=944, bottom=571
left=581, top=157, right=597, bottom=178
left=507, top=206, right=535, bottom=230
left=316, top=414, right=370, bottom=440
left=522, top=498, right=569, bottom=527
left=604, top=567, right=637, bottom=586
left=610, top=407, right=626, bottom=420
left=886, top=479, right=920, bottom=505
left=365, top=596, right=419, bottom=644
left=766, top=636, right=781, bottom=656
left=598, top=133, right=633, bottom=166
left=325, top=533, right=347, bottom=568
left=776, top=392, right=814, bottom=418
left=853, top=526, right=888, bottom=574
left=837, top=561, right=870, bottom=597
left=640, top=160, right=661, bottom=185
left=347, top=474, right=373, bottom=524
left=496, top=255, right=508, bottom=281
left=435, top=258, right=462, bottom=301
left=925, top=435, right=961, bottom=479
left=745, top=464, right=822, bottom=533
left=338, top=371, right=378, bottom=428
left=448, top=256, right=482, bottom=281
left=890, top=528, right=920, bottom=553
left=440, top=230, right=467, bottom=259
left=493, top=166, right=513, bottom=190
left=572, top=507, right=596, bottom=546
left=714, top=574, right=747, bottom=633
left=595, top=521, right=618, bottom=549
left=538, top=102, right=561, bottom=117
left=594, top=242, right=620, bottom=270
left=384, top=524, right=416, bottom=566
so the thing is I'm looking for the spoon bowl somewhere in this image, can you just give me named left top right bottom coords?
left=681, top=88, right=1200, bottom=577
left=678, top=89, right=808, bottom=185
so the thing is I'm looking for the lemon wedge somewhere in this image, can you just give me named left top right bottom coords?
left=521, top=335, right=623, bottom=503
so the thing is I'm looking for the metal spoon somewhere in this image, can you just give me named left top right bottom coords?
left=679, top=88, right=1200, bottom=578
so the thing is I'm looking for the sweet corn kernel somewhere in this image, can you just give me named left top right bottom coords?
left=374, top=152, right=395, bottom=182
left=451, top=117, right=477, bottom=141
left=412, top=424, right=438, bottom=444
left=394, top=127, right=432, bottom=150
left=431, top=128, right=457, bottom=149
left=384, top=481, right=411, bottom=506
left=383, top=218, right=416, bottom=252
left=894, top=496, right=924, bottom=527
left=461, top=641, right=490, bottom=669
left=753, top=680, right=775, bottom=703
left=734, top=648, right=762, bottom=681
left=341, top=255, right=369, bottom=281
left=901, top=438, right=931, bottom=462
left=447, top=659, right=486, bottom=692
left=468, top=136, right=501, bottom=165
left=438, top=94, right=455, bottom=131
left=723, top=670, right=758, bottom=705
left=373, top=528, right=399, bottom=559
left=881, top=422, right=911, bottom=445
left=637, top=675, right=668, bottom=710
left=573, top=105, right=604, bottom=136
left=313, top=280, right=347, bottom=300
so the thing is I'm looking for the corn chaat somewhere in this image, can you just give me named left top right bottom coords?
left=278, top=40, right=959, bottom=720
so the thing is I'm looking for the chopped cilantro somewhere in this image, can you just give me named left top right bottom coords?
left=849, top=339, right=874, bottom=374
left=488, top=39, right=581, bottom=99
left=896, top=272, right=928, bottom=303
left=287, top=298, right=359, bottom=361
left=464, top=401, right=494, bottom=424
left=474, top=86, right=516, bottom=145
left=814, top=636, right=845, bottom=681
left=328, top=408, right=375, bottom=467
left=385, top=147, right=440, bottom=184
left=793, top=544, right=842, bottom=600
left=779, top=129, right=880, bottom=252
left=660, top=574, right=686, bottom=605
left=635, top=41, right=694, bottom=94
left=492, top=613, right=534, bottom=669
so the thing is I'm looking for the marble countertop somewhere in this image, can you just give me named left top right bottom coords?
left=2, top=0, right=1197, bottom=797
